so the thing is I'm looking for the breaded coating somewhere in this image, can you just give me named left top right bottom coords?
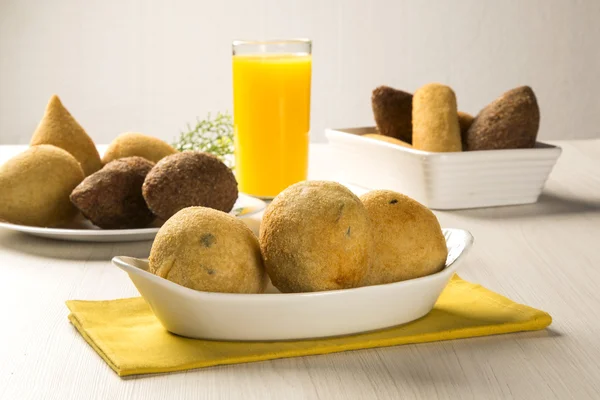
left=149, top=207, right=267, bottom=293
left=457, top=111, right=474, bottom=149
left=0, top=145, right=84, bottom=227
left=465, top=86, right=539, bottom=151
left=412, top=83, right=462, bottom=152
left=360, top=190, right=447, bottom=286
left=30, top=95, right=102, bottom=176
left=70, top=157, right=155, bottom=229
left=371, top=86, right=413, bottom=144
left=102, top=132, right=177, bottom=164
left=363, top=133, right=412, bottom=148
left=142, top=151, right=238, bottom=220
left=259, top=181, right=372, bottom=293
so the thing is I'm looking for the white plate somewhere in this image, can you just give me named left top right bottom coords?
left=326, top=127, right=562, bottom=210
left=112, top=228, right=474, bottom=341
left=0, top=193, right=266, bottom=243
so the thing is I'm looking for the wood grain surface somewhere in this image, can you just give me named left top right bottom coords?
left=0, top=141, right=598, bottom=399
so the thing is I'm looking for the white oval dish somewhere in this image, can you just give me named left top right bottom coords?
left=0, top=193, right=266, bottom=243
left=112, top=228, right=474, bottom=341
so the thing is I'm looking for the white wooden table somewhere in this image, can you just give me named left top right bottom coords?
left=0, top=141, right=599, bottom=399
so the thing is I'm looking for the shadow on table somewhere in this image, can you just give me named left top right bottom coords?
left=449, top=192, right=600, bottom=220
left=121, top=327, right=562, bottom=381
left=229, top=328, right=564, bottom=378
left=0, top=230, right=152, bottom=261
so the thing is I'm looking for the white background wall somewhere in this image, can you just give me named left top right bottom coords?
left=1, top=0, right=599, bottom=145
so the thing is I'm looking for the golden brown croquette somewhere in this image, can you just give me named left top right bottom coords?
left=371, top=86, right=413, bottom=144
left=259, top=181, right=372, bottom=293
left=142, top=151, right=238, bottom=220
left=30, top=95, right=102, bottom=176
left=0, top=145, right=84, bottom=227
left=102, top=132, right=177, bottom=164
left=360, top=190, right=447, bottom=285
left=149, top=207, right=267, bottom=293
left=465, top=86, right=540, bottom=151
left=412, top=83, right=462, bottom=152
left=70, top=157, right=155, bottom=229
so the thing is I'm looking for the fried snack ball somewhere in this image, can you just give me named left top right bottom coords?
left=457, top=111, right=474, bottom=134
left=102, top=132, right=177, bottom=164
left=360, top=190, right=447, bottom=286
left=142, top=151, right=238, bottom=220
left=30, top=95, right=102, bottom=176
left=457, top=111, right=475, bottom=150
left=149, top=207, right=267, bottom=294
left=412, top=83, right=462, bottom=152
left=259, top=181, right=371, bottom=293
left=0, top=145, right=84, bottom=227
left=465, top=86, right=540, bottom=151
left=371, top=86, right=413, bottom=144
left=363, top=133, right=412, bottom=148
left=70, top=157, right=155, bottom=229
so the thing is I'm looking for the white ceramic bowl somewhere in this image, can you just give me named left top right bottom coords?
left=325, top=127, right=562, bottom=210
left=112, top=228, right=473, bottom=341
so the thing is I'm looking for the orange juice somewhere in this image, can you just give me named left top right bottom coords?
left=232, top=54, right=311, bottom=198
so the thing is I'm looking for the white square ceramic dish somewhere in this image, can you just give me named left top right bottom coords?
left=325, top=127, right=562, bottom=210
left=112, top=228, right=473, bottom=341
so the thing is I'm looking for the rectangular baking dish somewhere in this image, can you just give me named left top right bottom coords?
left=325, top=127, right=561, bottom=210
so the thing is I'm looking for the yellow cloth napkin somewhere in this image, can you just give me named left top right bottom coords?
left=66, top=276, right=551, bottom=377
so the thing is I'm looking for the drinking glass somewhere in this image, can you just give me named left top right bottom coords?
left=232, top=39, right=312, bottom=198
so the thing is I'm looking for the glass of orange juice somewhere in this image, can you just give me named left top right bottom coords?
left=232, top=39, right=312, bottom=198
